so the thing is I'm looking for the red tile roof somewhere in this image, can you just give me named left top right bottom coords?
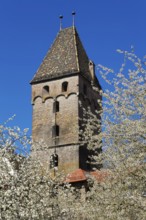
left=65, top=169, right=108, bottom=183
left=65, top=169, right=87, bottom=183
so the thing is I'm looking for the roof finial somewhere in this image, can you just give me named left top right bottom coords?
left=59, top=15, right=63, bottom=30
left=72, top=11, right=76, bottom=26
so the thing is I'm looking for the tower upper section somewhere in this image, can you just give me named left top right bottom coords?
left=30, top=25, right=102, bottom=173
left=30, top=26, right=98, bottom=85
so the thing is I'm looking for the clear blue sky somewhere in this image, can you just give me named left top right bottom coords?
left=0, top=0, right=146, bottom=133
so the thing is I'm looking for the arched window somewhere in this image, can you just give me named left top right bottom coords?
left=53, top=101, right=59, bottom=113
left=62, top=81, right=68, bottom=92
left=52, top=125, right=60, bottom=137
left=50, top=153, right=58, bottom=168
left=43, top=85, right=49, bottom=94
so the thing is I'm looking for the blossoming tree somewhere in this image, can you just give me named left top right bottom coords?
left=0, top=51, right=145, bottom=219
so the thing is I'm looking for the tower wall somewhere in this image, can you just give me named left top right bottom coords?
left=30, top=27, right=102, bottom=175
left=31, top=75, right=80, bottom=173
left=32, top=144, right=79, bottom=174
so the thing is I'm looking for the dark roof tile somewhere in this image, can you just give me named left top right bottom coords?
left=31, top=26, right=91, bottom=84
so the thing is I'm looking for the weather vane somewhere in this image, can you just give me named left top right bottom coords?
left=72, top=11, right=76, bottom=26
left=59, top=15, right=63, bottom=30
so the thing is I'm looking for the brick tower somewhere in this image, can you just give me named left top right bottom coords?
left=30, top=26, right=101, bottom=174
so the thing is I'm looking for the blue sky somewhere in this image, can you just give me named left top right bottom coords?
left=0, top=0, right=146, bottom=133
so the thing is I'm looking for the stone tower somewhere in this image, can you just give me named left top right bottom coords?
left=30, top=26, right=101, bottom=174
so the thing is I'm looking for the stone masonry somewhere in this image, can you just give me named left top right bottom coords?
left=30, top=26, right=101, bottom=174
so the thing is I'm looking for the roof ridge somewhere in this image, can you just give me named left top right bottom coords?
left=73, top=26, right=80, bottom=72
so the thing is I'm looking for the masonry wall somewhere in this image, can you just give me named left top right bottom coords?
left=31, top=73, right=102, bottom=173
left=31, top=75, right=80, bottom=173
left=32, top=144, right=79, bottom=174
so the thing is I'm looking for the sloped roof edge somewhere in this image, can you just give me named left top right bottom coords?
left=31, top=26, right=92, bottom=83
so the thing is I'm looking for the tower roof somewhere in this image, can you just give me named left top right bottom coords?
left=31, top=26, right=92, bottom=84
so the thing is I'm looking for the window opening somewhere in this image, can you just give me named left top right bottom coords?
left=62, top=81, right=68, bottom=92
left=53, top=101, right=59, bottom=113
left=52, top=125, right=59, bottom=137
left=43, top=85, right=49, bottom=94
left=43, top=85, right=49, bottom=93
left=50, top=153, right=58, bottom=168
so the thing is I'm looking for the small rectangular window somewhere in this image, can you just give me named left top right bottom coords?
left=50, top=154, right=58, bottom=168
left=52, top=125, right=59, bottom=137
left=62, top=82, right=68, bottom=92
left=53, top=101, right=59, bottom=113
left=56, top=125, right=59, bottom=136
